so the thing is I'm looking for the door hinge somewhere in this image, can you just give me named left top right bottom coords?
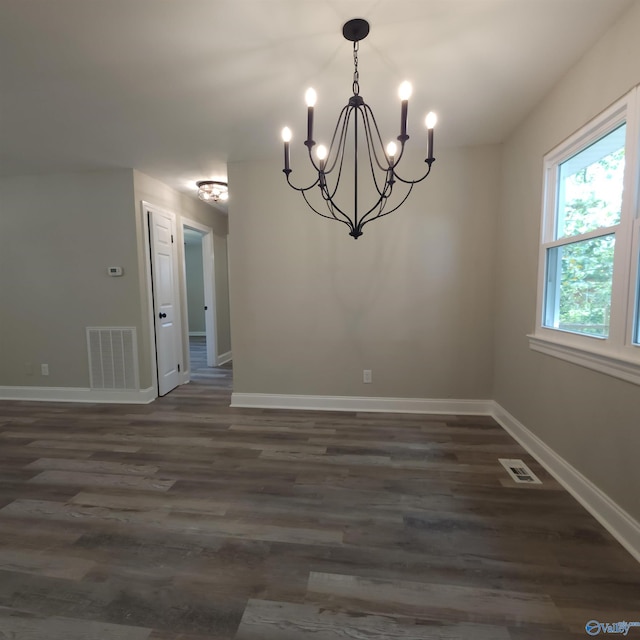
left=178, top=363, right=181, bottom=372
left=171, top=234, right=174, bottom=243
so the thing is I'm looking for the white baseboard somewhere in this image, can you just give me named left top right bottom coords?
left=491, top=401, right=640, bottom=564
left=189, top=331, right=206, bottom=337
left=0, top=386, right=156, bottom=405
left=216, top=350, right=232, bottom=366
left=231, top=393, right=493, bottom=415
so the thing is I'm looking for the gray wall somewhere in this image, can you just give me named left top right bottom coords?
left=0, top=169, right=141, bottom=388
left=493, top=1, right=640, bottom=522
left=228, top=145, right=501, bottom=398
left=0, top=168, right=231, bottom=393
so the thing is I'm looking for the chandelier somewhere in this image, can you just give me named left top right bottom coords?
left=196, top=180, right=228, bottom=203
left=281, top=18, right=437, bottom=239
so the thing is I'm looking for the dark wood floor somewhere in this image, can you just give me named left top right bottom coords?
left=0, top=343, right=638, bottom=638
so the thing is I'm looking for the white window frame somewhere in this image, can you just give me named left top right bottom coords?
left=530, top=88, right=640, bottom=385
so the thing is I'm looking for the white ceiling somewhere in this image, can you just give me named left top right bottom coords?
left=0, top=0, right=634, bottom=199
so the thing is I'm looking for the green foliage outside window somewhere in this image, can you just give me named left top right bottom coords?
left=554, top=148, right=624, bottom=336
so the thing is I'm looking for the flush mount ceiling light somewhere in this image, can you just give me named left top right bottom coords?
left=196, top=180, right=228, bottom=203
left=281, top=18, right=437, bottom=239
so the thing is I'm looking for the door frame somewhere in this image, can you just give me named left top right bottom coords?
left=181, top=217, right=217, bottom=375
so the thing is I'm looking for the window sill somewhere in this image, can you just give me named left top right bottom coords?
left=528, top=334, right=640, bottom=386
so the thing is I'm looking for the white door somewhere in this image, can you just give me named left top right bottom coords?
left=149, top=207, right=182, bottom=396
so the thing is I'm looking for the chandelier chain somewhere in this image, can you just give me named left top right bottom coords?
left=352, top=41, right=360, bottom=95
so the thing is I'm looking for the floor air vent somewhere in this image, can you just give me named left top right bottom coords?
left=499, top=458, right=541, bottom=484
left=87, top=327, right=139, bottom=391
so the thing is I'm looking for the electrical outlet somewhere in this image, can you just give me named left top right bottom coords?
left=363, top=369, right=372, bottom=383
left=41, top=364, right=49, bottom=376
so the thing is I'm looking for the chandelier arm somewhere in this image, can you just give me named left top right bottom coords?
left=360, top=115, right=395, bottom=198
left=316, top=160, right=366, bottom=229
left=315, top=159, right=358, bottom=228
left=392, top=159, right=435, bottom=185
left=319, top=193, right=359, bottom=235
left=309, top=105, right=350, bottom=176
left=356, top=198, right=387, bottom=230
left=362, top=103, right=409, bottom=174
left=347, top=179, right=392, bottom=226
left=355, top=183, right=393, bottom=227
left=321, top=105, right=351, bottom=176
left=284, top=171, right=321, bottom=193
left=362, top=183, right=416, bottom=228
left=346, top=115, right=397, bottom=223
left=358, top=178, right=415, bottom=230
left=392, top=142, right=409, bottom=168
left=319, top=181, right=360, bottom=228
left=366, top=105, right=409, bottom=169
left=317, top=112, right=352, bottom=204
left=354, top=192, right=391, bottom=237
left=365, top=109, right=415, bottom=173
left=322, top=119, right=350, bottom=204
left=323, top=142, right=349, bottom=202
left=362, top=104, right=413, bottom=168
left=301, top=190, right=352, bottom=227
left=361, top=111, right=385, bottom=197
left=361, top=104, right=397, bottom=173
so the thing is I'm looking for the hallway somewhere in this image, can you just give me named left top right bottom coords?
left=188, top=335, right=232, bottom=390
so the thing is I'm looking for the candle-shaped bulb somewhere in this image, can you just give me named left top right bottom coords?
left=425, top=112, right=436, bottom=162
left=386, top=141, right=397, bottom=159
left=305, top=87, right=317, bottom=107
left=305, top=89, right=316, bottom=145
left=282, top=127, right=292, bottom=173
left=316, top=145, right=328, bottom=162
left=398, top=82, right=411, bottom=140
left=398, top=81, right=412, bottom=101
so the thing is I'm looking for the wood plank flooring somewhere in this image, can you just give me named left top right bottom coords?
left=0, top=342, right=638, bottom=638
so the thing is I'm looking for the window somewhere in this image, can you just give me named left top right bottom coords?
left=532, top=90, right=640, bottom=384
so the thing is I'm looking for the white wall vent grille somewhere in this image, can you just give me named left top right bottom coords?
left=87, top=327, right=139, bottom=391
left=499, top=458, right=542, bottom=484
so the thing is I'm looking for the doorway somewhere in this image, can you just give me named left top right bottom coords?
left=182, top=219, right=216, bottom=378
left=143, top=202, right=225, bottom=398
